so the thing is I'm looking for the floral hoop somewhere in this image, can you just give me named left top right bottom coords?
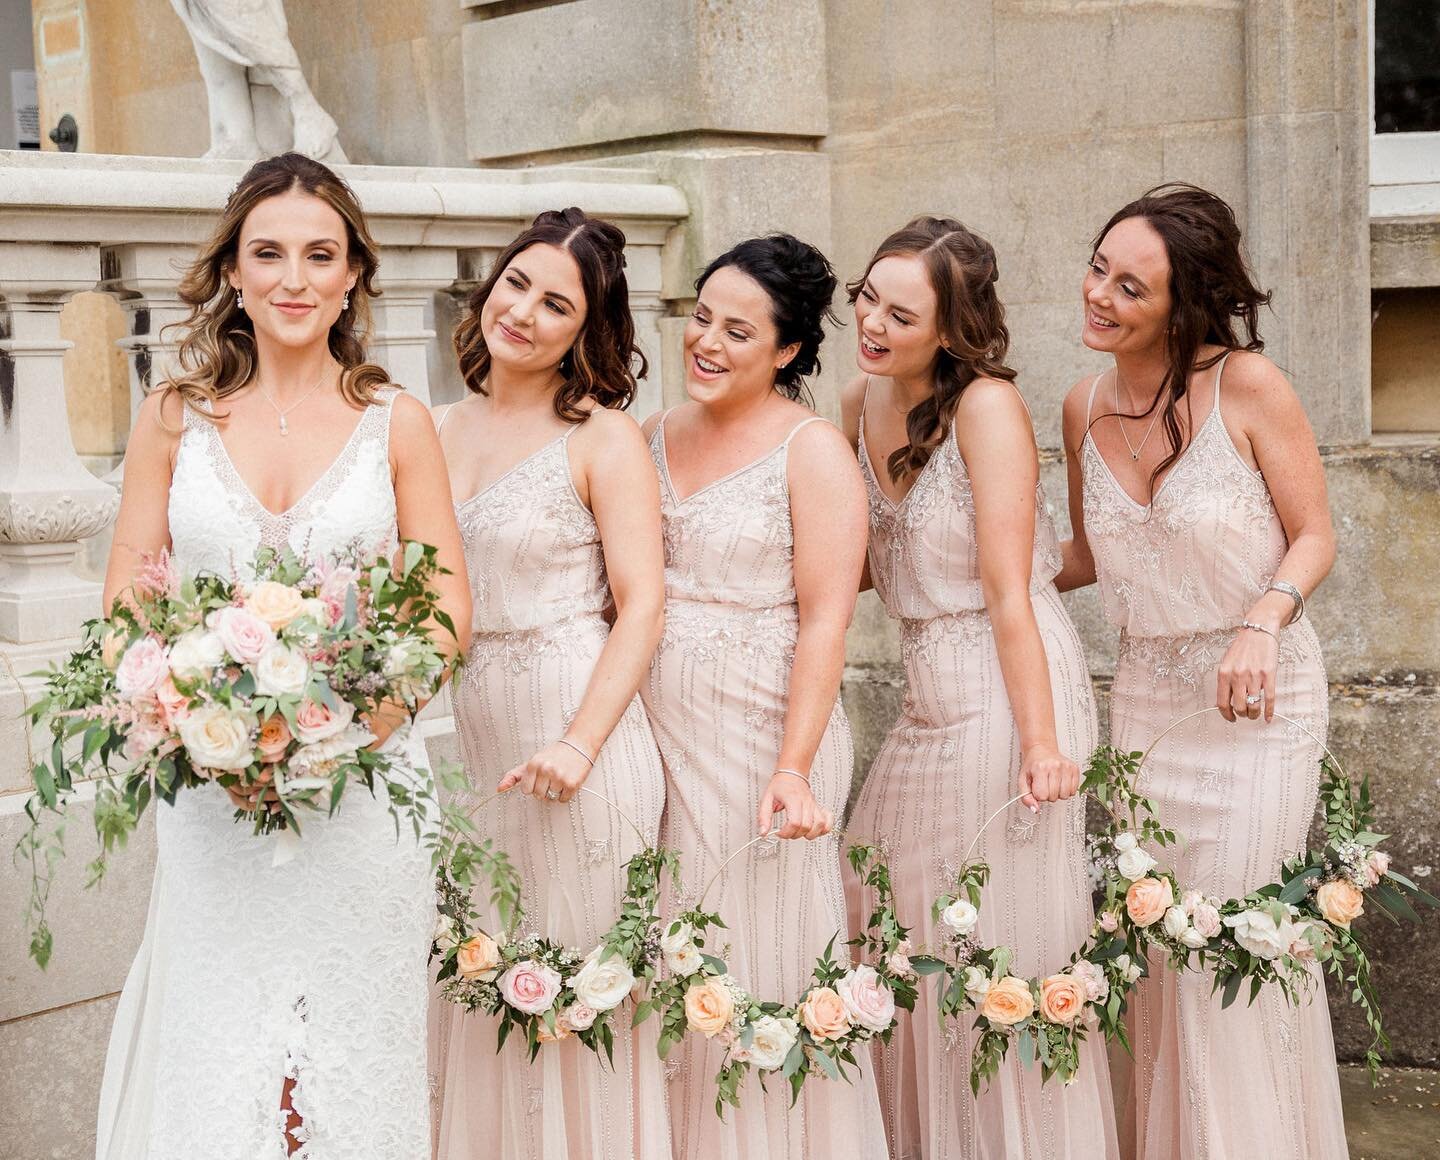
left=432, top=784, right=677, bottom=1064
left=641, top=832, right=919, bottom=1116
left=1085, top=706, right=1437, bottom=1078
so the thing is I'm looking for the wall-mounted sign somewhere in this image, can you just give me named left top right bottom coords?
left=12, top=69, right=39, bottom=149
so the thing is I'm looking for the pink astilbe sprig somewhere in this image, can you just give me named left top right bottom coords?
left=132, top=549, right=179, bottom=602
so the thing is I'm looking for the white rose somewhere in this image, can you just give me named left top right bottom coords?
left=744, top=1014, right=799, bottom=1071
left=1179, top=926, right=1210, bottom=949
left=1162, top=905, right=1191, bottom=940
left=941, top=899, right=979, bottom=936
left=253, top=644, right=311, bottom=698
left=1223, top=909, right=1299, bottom=961
left=962, top=965, right=992, bottom=1004
left=887, top=950, right=913, bottom=976
left=659, top=921, right=695, bottom=955
left=571, top=947, right=636, bottom=1012
left=1116, top=847, right=1157, bottom=881
left=168, top=629, right=225, bottom=682
left=433, top=914, right=460, bottom=954
left=384, top=637, right=435, bottom=703
left=1113, top=831, right=1139, bottom=853
left=664, top=944, right=702, bottom=977
left=177, top=703, right=255, bottom=771
left=1071, top=959, right=1109, bottom=1004
left=287, top=726, right=372, bottom=777
left=295, top=598, right=333, bottom=629
left=1113, top=952, right=1143, bottom=984
left=561, top=1003, right=599, bottom=1032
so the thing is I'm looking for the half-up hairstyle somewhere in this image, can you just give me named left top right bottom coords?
left=696, top=234, right=838, bottom=406
left=162, top=152, right=390, bottom=418
left=1090, top=182, right=1270, bottom=500
left=453, top=208, right=647, bottom=420
left=846, top=216, right=1015, bottom=482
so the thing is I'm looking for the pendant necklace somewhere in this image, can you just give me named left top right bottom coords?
left=1113, top=369, right=1163, bottom=461
left=256, top=368, right=330, bottom=436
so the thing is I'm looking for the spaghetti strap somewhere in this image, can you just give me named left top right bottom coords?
left=781, top=415, right=827, bottom=447
left=1084, top=370, right=1106, bottom=425
left=434, top=402, right=457, bottom=435
left=857, top=375, right=874, bottom=441
left=1212, top=350, right=1232, bottom=411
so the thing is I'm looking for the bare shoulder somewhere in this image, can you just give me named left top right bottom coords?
left=575, top=403, right=648, bottom=453
left=839, top=372, right=870, bottom=414
left=133, top=388, right=187, bottom=448
left=388, top=390, right=444, bottom=448
left=1061, top=371, right=1103, bottom=450
left=955, top=377, right=1034, bottom=442
left=1219, top=349, right=1299, bottom=414
left=787, top=413, right=860, bottom=472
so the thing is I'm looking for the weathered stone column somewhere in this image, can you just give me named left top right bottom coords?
left=369, top=247, right=459, bottom=405
left=99, top=243, right=195, bottom=424
left=0, top=242, right=118, bottom=646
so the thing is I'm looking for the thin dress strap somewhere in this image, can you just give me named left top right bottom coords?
left=781, top=415, right=827, bottom=447
left=1212, top=350, right=1232, bottom=412
left=1085, top=369, right=1106, bottom=426
left=434, top=402, right=457, bottom=435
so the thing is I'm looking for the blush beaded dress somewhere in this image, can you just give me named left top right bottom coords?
left=640, top=412, right=888, bottom=1160
left=843, top=382, right=1117, bottom=1160
left=428, top=410, right=670, bottom=1160
left=1079, top=354, right=1347, bottom=1159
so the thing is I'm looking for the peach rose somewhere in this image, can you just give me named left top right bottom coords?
left=536, top=1019, right=571, bottom=1043
left=979, top=976, right=1035, bottom=1026
left=100, top=626, right=129, bottom=671
left=154, top=677, right=190, bottom=728
left=798, top=986, right=852, bottom=1042
left=684, top=977, right=735, bottom=1038
left=256, top=715, right=293, bottom=763
left=1039, top=973, right=1087, bottom=1025
left=1365, top=850, right=1390, bottom=887
left=1125, top=876, right=1173, bottom=928
left=457, top=932, right=501, bottom=980
left=245, top=581, right=305, bottom=630
left=1316, top=879, right=1364, bottom=929
left=293, top=697, right=354, bottom=745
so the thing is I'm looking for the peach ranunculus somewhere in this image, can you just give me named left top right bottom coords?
left=1125, top=876, right=1174, bottom=928
left=684, top=977, right=736, bottom=1038
left=244, top=581, right=306, bottom=630
left=1315, top=879, right=1364, bottom=929
left=798, top=986, right=852, bottom=1042
left=1038, top=973, right=1088, bottom=1025
left=457, top=932, right=502, bottom=980
left=256, top=714, right=293, bottom=762
left=979, top=976, right=1035, bottom=1026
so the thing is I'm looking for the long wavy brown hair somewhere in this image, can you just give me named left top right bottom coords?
left=160, top=152, right=390, bottom=418
left=453, top=208, right=647, bottom=420
left=1089, top=183, right=1270, bottom=500
left=846, top=216, right=1016, bottom=482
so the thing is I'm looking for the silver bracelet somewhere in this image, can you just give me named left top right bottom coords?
left=775, top=767, right=811, bottom=783
left=1267, top=579, right=1305, bottom=625
left=1240, top=620, right=1278, bottom=641
left=558, top=738, right=595, bottom=766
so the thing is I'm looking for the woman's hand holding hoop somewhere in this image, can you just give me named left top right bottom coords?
left=498, top=741, right=594, bottom=804
left=757, top=771, right=832, bottom=840
left=1018, top=741, right=1080, bottom=810
left=1217, top=622, right=1279, bottom=722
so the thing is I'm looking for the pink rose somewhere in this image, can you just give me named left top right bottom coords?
left=836, top=965, right=896, bottom=1033
left=293, top=697, right=355, bottom=745
left=1180, top=889, right=1204, bottom=916
left=497, top=960, right=561, bottom=1015
left=116, top=637, right=169, bottom=698
left=1098, top=911, right=1119, bottom=933
left=123, top=718, right=168, bottom=762
left=1190, top=900, right=1223, bottom=939
left=207, top=606, right=275, bottom=664
left=1365, top=851, right=1390, bottom=887
left=1070, top=959, right=1109, bottom=1003
left=1125, top=877, right=1173, bottom=928
left=561, top=1004, right=598, bottom=1032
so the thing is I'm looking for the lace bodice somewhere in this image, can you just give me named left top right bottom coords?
left=860, top=409, right=1062, bottom=620
left=168, top=389, right=400, bottom=578
left=451, top=428, right=608, bottom=634
left=1081, top=354, right=1289, bottom=638
left=650, top=414, right=824, bottom=611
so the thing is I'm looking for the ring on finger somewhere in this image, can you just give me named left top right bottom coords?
left=545, top=788, right=560, bottom=801
left=1246, top=693, right=1263, bottom=706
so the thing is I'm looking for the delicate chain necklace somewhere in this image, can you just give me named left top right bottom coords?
left=255, top=368, right=330, bottom=436
left=1113, top=369, right=1164, bottom=461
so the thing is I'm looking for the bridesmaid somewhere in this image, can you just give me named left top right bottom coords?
left=840, top=217, right=1118, bottom=1159
left=1056, top=183, right=1345, bottom=1159
left=428, top=208, right=670, bottom=1159
left=640, top=234, right=887, bottom=1159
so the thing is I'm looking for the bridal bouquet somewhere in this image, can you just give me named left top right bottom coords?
left=19, top=541, right=459, bottom=967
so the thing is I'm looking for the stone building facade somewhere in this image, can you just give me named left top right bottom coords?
left=2, top=1, right=1437, bottom=1154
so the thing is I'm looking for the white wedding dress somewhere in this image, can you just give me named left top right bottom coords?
left=96, top=388, right=435, bottom=1159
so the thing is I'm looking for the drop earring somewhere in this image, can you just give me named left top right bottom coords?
left=342, top=291, right=350, bottom=311
left=235, top=289, right=244, bottom=310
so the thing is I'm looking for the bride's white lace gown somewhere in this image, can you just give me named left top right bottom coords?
left=96, top=388, right=435, bottom=1160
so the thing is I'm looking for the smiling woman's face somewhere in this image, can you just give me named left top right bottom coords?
left=228, top=188, right=357, bottom=352
left=478, top=242, right=588, bottom=375
left=852, top=253, right=944, bottom=381
left=683, top=264, right=799, bottom=407
left=1081, top=215, right=1173, bottom=355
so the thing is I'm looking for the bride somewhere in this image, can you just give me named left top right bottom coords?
left=94, top=152, right=470, bottom=1158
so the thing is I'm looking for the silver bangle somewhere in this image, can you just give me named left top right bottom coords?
left=1240, top=620, right=1278, bottom=641
left=558, top=738, right=595, bottom=766
left=1267, top=580, right=1304, bottom=625
left=775, top=767, right=811, bottom=783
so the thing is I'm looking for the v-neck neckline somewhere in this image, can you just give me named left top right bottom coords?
left=857, top=408, right=946, bottom=512
left=1084, top=407, right=1222, bottom=513
left=454, top=430, right=571, bottom=509
left=657, top=421, right=791, bottom=506
left=208, top=404, right=373, bottom=521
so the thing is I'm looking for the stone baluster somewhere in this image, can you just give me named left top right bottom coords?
left=625, top=241, right=667, bottom=417
left=0, top=242, right=119, bottom=646
left=368, top=247, right=459, bottom=405
left=100, top=243, right=196, bottom=424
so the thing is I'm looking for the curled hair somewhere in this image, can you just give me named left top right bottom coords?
left=1090, top=182, right=1270, bottom=499
left=453, top=208, right=647, bottom=420
left=696, top=234, right=838, bottom=404
left=162, top=152, right=391, bottom=418
left=845, top=216, right=1015, bottom=482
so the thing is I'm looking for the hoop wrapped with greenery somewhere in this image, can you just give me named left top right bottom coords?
left=641, top=838, right=920, bottom=1116
left=433, top=784, right=676, bottom=1065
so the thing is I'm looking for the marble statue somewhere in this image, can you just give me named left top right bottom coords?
left=170, top=0, right=348, bottom=162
